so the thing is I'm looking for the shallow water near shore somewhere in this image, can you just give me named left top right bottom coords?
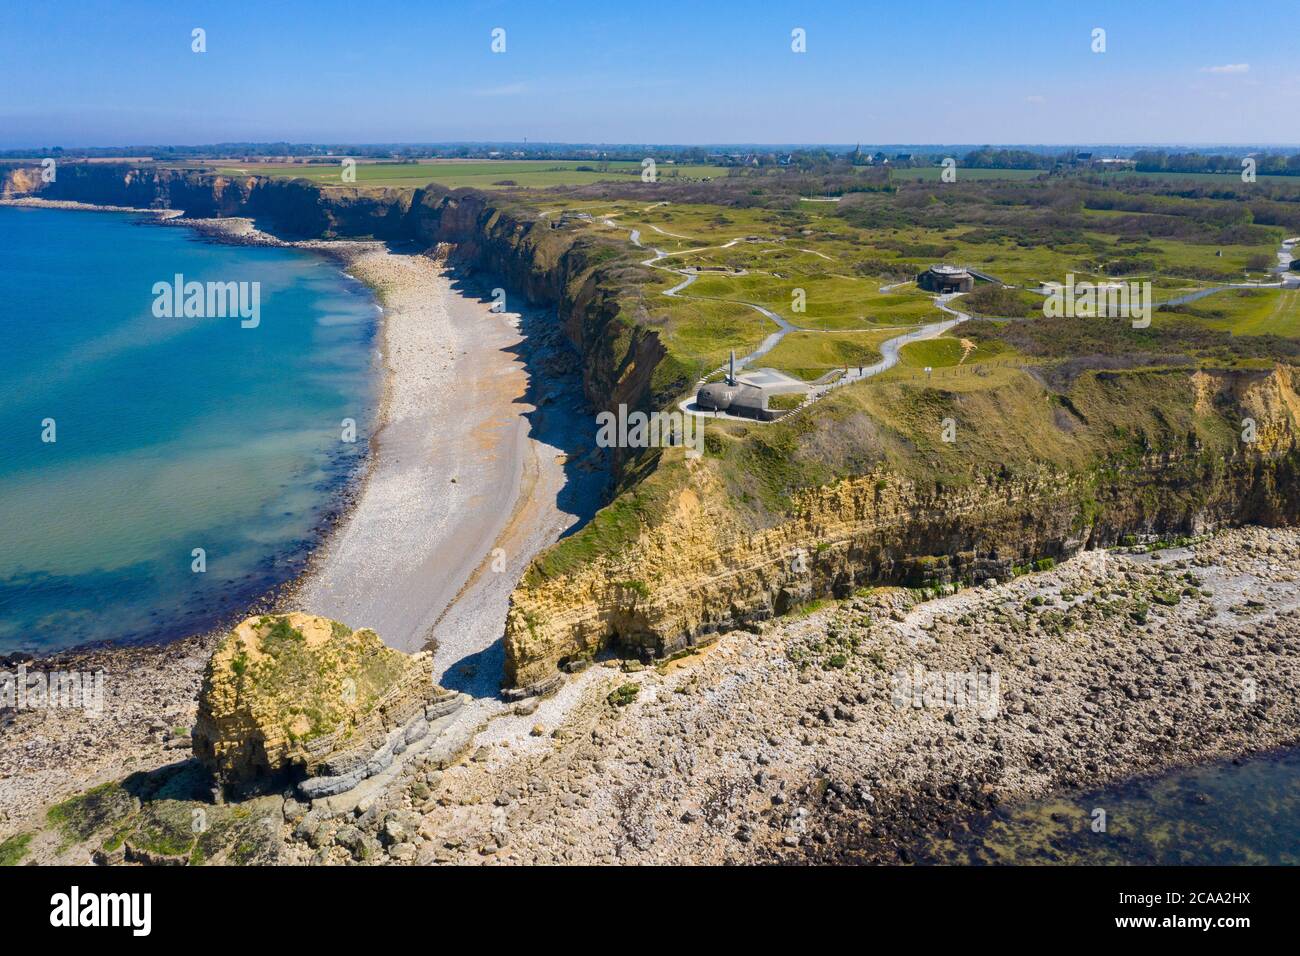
left=926, top=748, right=1300, bottom=864
left=0, top=206, right=379, bottom=654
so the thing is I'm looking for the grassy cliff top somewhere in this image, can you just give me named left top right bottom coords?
left=190, top=613, right=432, bottom=789
left=520, top=168, right=1300, bottom=580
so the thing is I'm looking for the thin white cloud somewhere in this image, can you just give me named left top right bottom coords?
left=1025, top=95, right=1046, bottom=104
left=1200, top=63, right=1250, bottom=74
left=472, top=82, right=529, bottom=97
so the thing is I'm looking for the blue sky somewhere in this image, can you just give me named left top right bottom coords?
left=2, top=0, right=1297, bottom=148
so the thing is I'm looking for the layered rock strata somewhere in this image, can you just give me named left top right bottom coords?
left=192, top=613, right=464, bottom=797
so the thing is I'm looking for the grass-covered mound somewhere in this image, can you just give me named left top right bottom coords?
left=961, top=283, right=1044, bottom=318
left=764, top=330, right=888, bottom=380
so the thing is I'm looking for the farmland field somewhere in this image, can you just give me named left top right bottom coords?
left=204, top=159, right=729, bottom=189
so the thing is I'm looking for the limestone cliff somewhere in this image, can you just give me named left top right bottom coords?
left=0, top=165, right=42, bottom=198
left=504, top=366, right=1300, bottom=688
left=192, top=613, right=459, bottom=796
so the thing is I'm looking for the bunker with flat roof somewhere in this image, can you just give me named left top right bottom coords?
left=917, top=264, right=975, bottom=294
left=696, top=351, right=809, bottom=421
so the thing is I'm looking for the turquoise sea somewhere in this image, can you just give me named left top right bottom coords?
left=0, top=206, right=379, bottom=654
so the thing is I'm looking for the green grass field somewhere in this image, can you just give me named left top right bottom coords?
left=897, top=334, right=1015, bottom=369
left=207, top=160, right=728, bottom=190
left=828, top=207, right=1279, bottom=290
left=652, top=295, right=775, bottom=372
left=1158, top=288, right=1300, bottom=337
left=898, top=337, right=969, bottom=368
left=683, top=273, right=939, bottom=331
left=762, top=330, right=893, bottom=380
left=591, top=200, right=823, bottom=252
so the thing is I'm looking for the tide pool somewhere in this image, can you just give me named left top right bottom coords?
left=0, top=206, right=379, bottom=653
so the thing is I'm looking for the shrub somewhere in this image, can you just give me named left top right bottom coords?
left=0, top=833, right=32, bottom=866
left=963, top=284, right=1040, bottom=318
left=607, top=683, right=640, bottom=707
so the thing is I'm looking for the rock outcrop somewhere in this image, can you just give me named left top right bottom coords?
left=192, top=613, right=462, bottom=797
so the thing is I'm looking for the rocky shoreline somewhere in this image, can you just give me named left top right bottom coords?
left=0, top=633, right=212, bottom=833
left=0, top=197, right=182, bottom=216
left=389, top=527, right=1300, bottom=864
left=5, top=526, right=1299, bottom=864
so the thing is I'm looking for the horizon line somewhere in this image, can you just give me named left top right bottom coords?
left=6, top=140, right=1300, bottom=153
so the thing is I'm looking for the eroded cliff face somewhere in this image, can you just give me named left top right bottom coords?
left=1, top=165, right=42, bottom=197
left=503, top=366, right=1300, bottom=689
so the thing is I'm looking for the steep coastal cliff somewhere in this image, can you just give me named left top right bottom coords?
left=504, top=363, right=1300, bottom=687
left=9, top=164, right=1300, bottom=694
